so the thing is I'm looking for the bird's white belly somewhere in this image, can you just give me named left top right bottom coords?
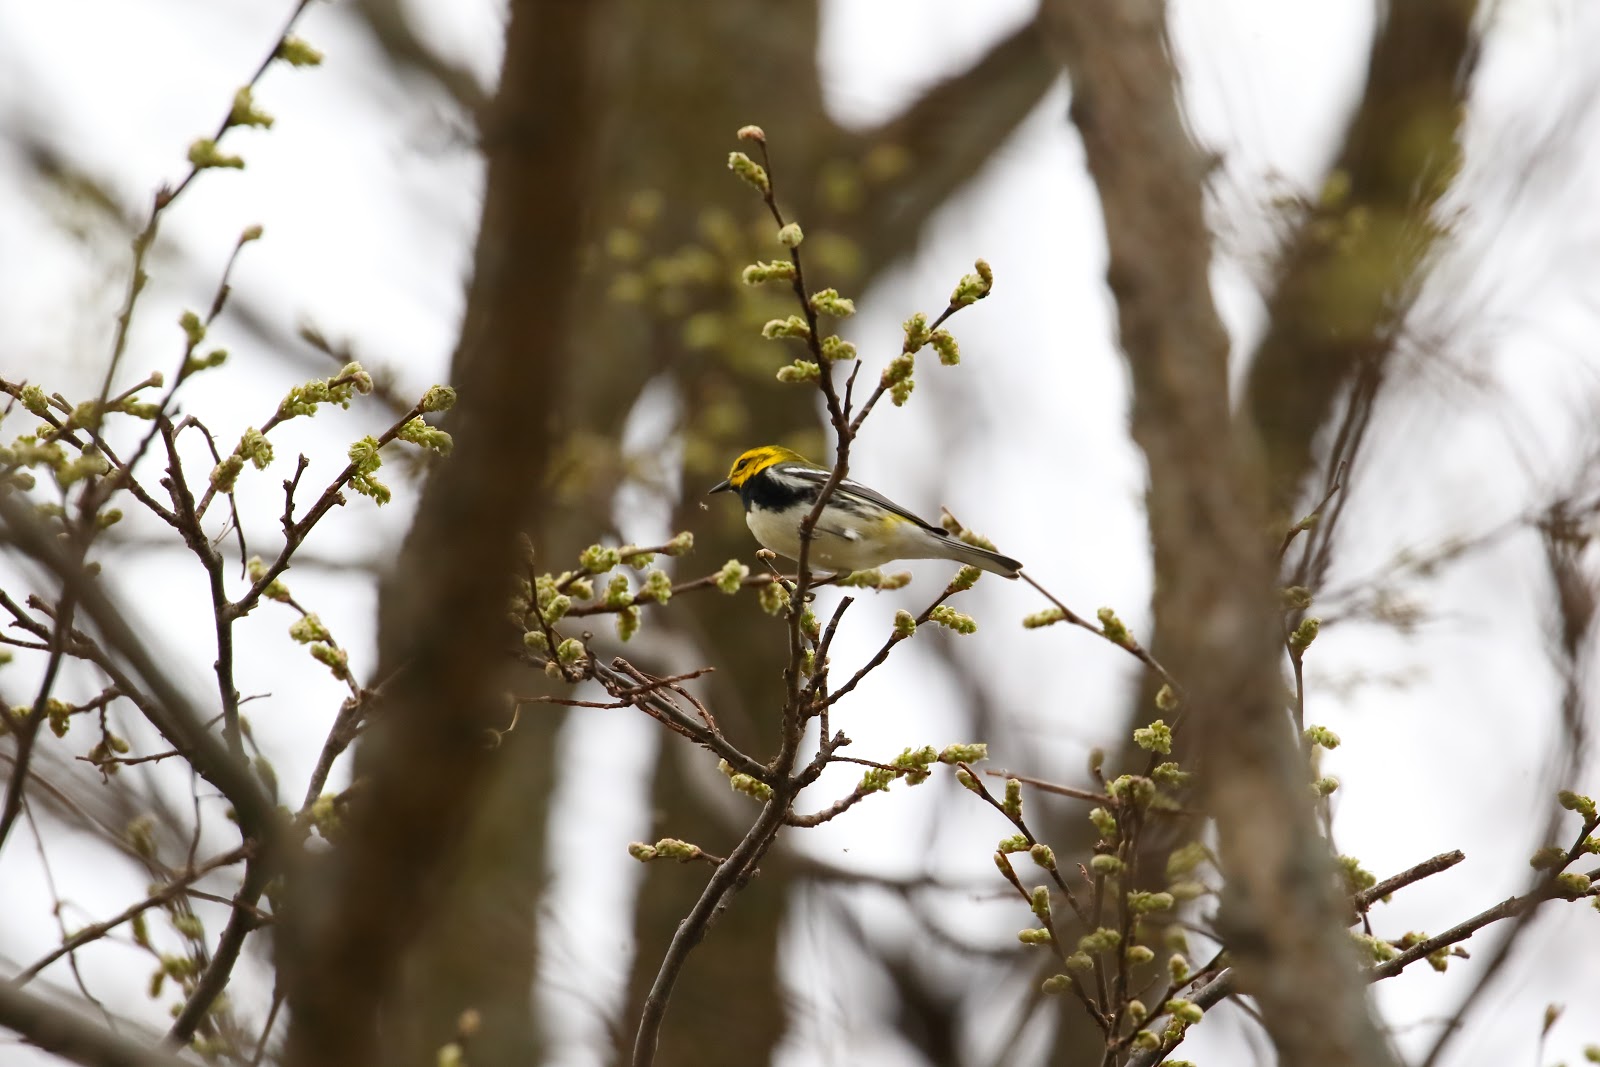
left=745, top=506, right=893, bottom=571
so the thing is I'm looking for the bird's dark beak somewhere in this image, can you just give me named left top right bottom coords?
left=707, top=479, right=732, bottom=495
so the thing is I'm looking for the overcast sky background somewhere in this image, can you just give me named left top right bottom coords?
left=2, top=1, right=1599, bottom=1065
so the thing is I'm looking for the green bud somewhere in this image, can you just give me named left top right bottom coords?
left=1089, top=854, right=1123, bottom=876
left=1169, top=999, right=1203, bottom=1025
left=1127, top=891, right=1175, bottom=915
left=808, top=288, right=854, bottom=317
left=1126, top=945, right=1155, bottom=966
left=890, top=377, right=914, bottom=407
left=727, top=151, right=770, bottom=194
left=1096, top=607, right=1130, bottom=646
left=274, top=35, right=324, bottom=66
left=1040, top=974, right=1072, bottom=995
left=654, top=838, right=699, bottom=860
left=1077, top=927, right=1120, bottom=954
left=936, top=567, right=978, bottom=595
left=928, top=605, right=977, bottom=634
left=236, top=427, right=274, bottom=470
left=1064, top=952, right=1095, bottom=972
left=997, top=834, right=1030, bottom=854
left=930, top=330, right=959, bottom=366
left=1155, top=684, right=1179, bottom=712
left=1282, top=585, right=1314, bottom=609
left=1165, top=841, right=1208, bottom=879
left=776, top=360, right=822, bottom=383
left=859, top=767, right=894, bottom=792
left=1107, top=775, right=1156, bottom=808
left=398, top=417, right=454, bottom=455
left=1558, top=790, right=1597, bottom=820
left=716, top=559, right=749, bottom=594
left=836, top=568, right=911, bottom=590
left=616, top=606, right=641, bottom=642
left=19, top=384, right=50, bottom=416
left=1339, top=855, right=1377, bottom=893
left=777, top=222, right=803, bottom=248
left=949, top=259, right=994, bottom=307
left=1133, top=719, right=1173, bottom=755
left=1152, top=762, right=1191, bottom=787
left=1304, top=724, right=1342, bottom=749
left=761, top=315, right=811, bottom=341
left=578, top=545, right=619, bottom=573
left=1017, top=928, right=1053, bottom=946
left=1167, top=881, right=1207, bottom=902
left=1168, top=954, right=1190, bottom=982
left=1311, top=776, right=1340, bottom=797
left=902, top=312, right=931, bottom=350
left=179, top=310, right=207, bottom=347
left=741, top=260, right=796, bottom=285
left=523, top=630, right=549, bottom=654
left=820, top=335, right=857, bottom=362
left=1352, top=932, right=1398, bottom=962
left=556, top=638, right=585, bottom=666
left=247, top=556, right=290, bottom=601
left=420, top=385, right=457, bottom=413
left=1003, top=777, right=1023, bottom=818
left=938, top=742, right=987, bottom=764
left=310, top=642, right=350, bottom=680
left=893, top=609, right=917, bottom=638
left=1023, top=607, right=1067, bottom=629
left=288, top=614, right=331, bottom=644
left=756, top=580, right=790, bottom=616
left=1555, top=872, right=1592, bottom=898
left=1030, top=885, right=1051, bottom=920
left=664, top=531, right=695, bottom=556
left=603, top=573, right=633, bottom=609
left=187, top=138, right=244, bottom=170
left=347, top=442, right=391, bottom=504
left=1088, top=807, right=1117, bottom=839
left=728, top=771, right=773, bottom=802
left=228, top=86, right=274, bottom=129
left=1530, top=845, right=1567, bottom=871
left=1132, top=1030, right=1160, bottom=1051
left=1289, top=615, right=1321, bottom=654
left=637, top=569, right=673, bottom=604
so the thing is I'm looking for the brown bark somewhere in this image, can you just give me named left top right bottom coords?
left=1037, top=3, right=1404, bottom=1066
left=279, top=3, right=603, bottom=1065
left=345, top=5, right=1059, bottom=1061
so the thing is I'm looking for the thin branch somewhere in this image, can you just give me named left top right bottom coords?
left=13, top=844, right=251, bottom=985
left=0, top=982, right=192, bottom=1067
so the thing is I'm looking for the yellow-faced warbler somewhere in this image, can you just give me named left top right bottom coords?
left=709, top=446, right=1022, bottom=578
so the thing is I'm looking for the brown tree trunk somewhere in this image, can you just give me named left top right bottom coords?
left=281, top=3, right=604, bottom=1065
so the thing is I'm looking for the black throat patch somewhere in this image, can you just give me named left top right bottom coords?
left=741, top=471, right=810, bottom=513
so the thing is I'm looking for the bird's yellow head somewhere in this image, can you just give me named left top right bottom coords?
left=708, top=445, right=811, bottom=494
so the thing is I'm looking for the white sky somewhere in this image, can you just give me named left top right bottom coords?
left=1, top=1, right=1599, bottom=1065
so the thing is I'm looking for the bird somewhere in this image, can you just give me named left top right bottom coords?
left=707, top=445, right=1023, bottom=578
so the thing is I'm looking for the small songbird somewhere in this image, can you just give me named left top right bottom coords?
left=708, top=445, right=1023, bottom=578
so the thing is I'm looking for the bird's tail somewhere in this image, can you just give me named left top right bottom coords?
left=939, top=536, right=1023, bottom=579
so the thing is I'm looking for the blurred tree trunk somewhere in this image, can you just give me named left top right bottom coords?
left=1034, top=1, right=1477, bottom=1064
left=343, top=3, right=1060, bottom=1063
left=282, top=3, right=603, bottom=1066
